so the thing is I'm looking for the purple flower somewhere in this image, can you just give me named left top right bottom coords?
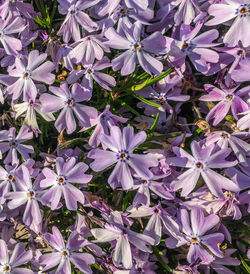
left=104, top=22, right=166, bottom=75
left=200, top=83, right=250, bottom=126
left=88, top=126, right=158, bottom=190
left=0, top=126, right=34, bottom=165
left=40, top=156, right=92, bottom=210
left=166, top=208, right=224, bottom=263
left=166, top=140, right=239, bottom=197
left=0, top=15, right=25, bottom=56
left=0, top=50, right=55, bottom=102
left=91, top=217, right=154, bottom=269
left=14, top=98, right=55, bottom=133
left=131, top=176, right=174, bottom=207
left=168, top=23, right=220, bottom=74
left=0, top=0, right=35, bottom=19
left=67, top=57, right=116, bottom=91
left=4, top=165, right=43, bottom=227
left=205, top=131, right=250, bottom=166
left=57, top=0, right=99, bottom=43
left=80, top=104, right=128, bottom=148
left=0, top=239, right=33, bottom=273
left=232, top=58, right=250, bottom=82
left=39, top=226, right=95, bottom=273
left=40, top=82, right=98, bottom=134
left=205, top=0, right=250, bottom=47
left=128, top=203, right=180, bottom=245
left=69, top=34, right=110, bottom=66
left=200, top=248, right=240, bottom=273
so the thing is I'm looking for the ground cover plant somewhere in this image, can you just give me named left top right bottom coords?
left=0, top=0, right=249, bottom=273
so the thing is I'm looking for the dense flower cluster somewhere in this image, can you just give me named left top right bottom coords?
left=0, top=0, right=249, bottom=273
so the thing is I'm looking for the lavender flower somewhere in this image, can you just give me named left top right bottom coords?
left=4, top=165, right=42, bottom=227
left=104, top=22, right=166, bottom=75
left=165, top=208, right=224, bottom=263
left=200, top=84, right=250, bottom=126
left=40, top=82, right=98, bottom=134
left=0, top=50, right=55, bottom=102
left=40, top=156, right=92, bottom=210
left=88, top=126, right=158, bottom=190
left=67, top=57, right=116, bottom=91
left=128, top=203, right=180, bottom=245
left=205, top=0, right=250, bottom=47
left=80, top=104, right=128, bottom=148
left=57, top=0, right=99, bottom=43
left=0, top=239, right=33, bottom=273
left=0, top=126, right=34, bottom=165
left=91, top=216, right=154, bottom=269
left=14, top=99, right=55, bottom=133
left=0, top=15, right=25, bottom=56
left=166, top=140, right=239, bottom=197
left=39, top=226, right=95, bottom=273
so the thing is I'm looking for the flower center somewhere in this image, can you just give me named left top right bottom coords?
left=235, top=4, right=250, bottom=17
left=3, top=265, right=11, bottom=272
left=120, top=8, right=126, bottom=14
left=154, top=208, right=161, bottom=215
left=67, top=99, right=74, bottom=107
left=142, top=179, right=148, bottom=185
left=87, top=68, right=93, bottom=74
left=240, top=7, right=248, bottom=14
left=57, top=176, right=66, bottom=185
left=221, top=132, right=229, bottom=139
left=8, top=174, right=14, bottom=181
left=224, top=191, right=234, bottom=200
left=134, top=43, right=141, bottom=50
left=27, top=190, right=35, bottom=199
left=116, top=150, right=129, bottom=162
left=182, top=42, right=189, bottom=50
left=61, top=249, right=69, bottom=257
left=190, top=237, right=200, bottom=244
left=23, top=72, right=30, bottom=79
left=226, top=94, right=233, bottom=101
left=196, top=162, right=203, bottom=169
left=11, top=141, right=16, bottom=147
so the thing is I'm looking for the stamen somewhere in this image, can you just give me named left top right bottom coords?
left=67, top=99, right=74, bottom=107
left=58, top=176, right=65, bottom=184
left=226, top=94, right=233, bottom=101
left=196, top=162, right=203, bottom=169
left=8, top=174, right=14, bottom=181
left=120, top=9, right=126, bottom=14
left=134, top=43, right=141, bottom=50
left=23, top=72, right=29, bottom=79
left=182, top=42, right=188, bottom=50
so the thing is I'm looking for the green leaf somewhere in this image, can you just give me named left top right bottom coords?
left=133, top=93, right=162, bottom=108
left=240, top=256, right=250, bottom=273
left=117, top=99, right=142, bottom=117
left=130, top=68, right=173, bottom=91
left=148, top=113, right=159, bottom=134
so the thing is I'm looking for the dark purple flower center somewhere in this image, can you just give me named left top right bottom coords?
left=61, top=249, right=69, bottom=257
left=57, top=176, right=66, bottom=185
left=235, top=4, right=250, bottom=17
left=182, top=42, right=189, bottom=50
left=196, top=162, right=203, bottom=169
left=3, top=265, right=10, bottom=272
left=116, top=150, right=130, bottom=162
left=120, top=8, right=127, bottom=14
left=154, top=208, right=161, bottom=215
left=87, top=68, right=93, bottom=74
left=67, top=99, right=74, bottom=107
left=224, top=191, right=234, bottom=200
left=8, top=174, right=14, bottom=181
left=27, top=190, right=35, bottom=199
left=226, top=94, right=233, bottom=101
left=11, top=141, right=16, bottom=147
left=221, top=132, right=229, bottom=139
left=190, top=237, right=199, bottom=244
left=142, top=179, right=148, bottom=185
left=134, top=43, right=142, bottom=50
left=23, top=72, right=30, bottom=79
